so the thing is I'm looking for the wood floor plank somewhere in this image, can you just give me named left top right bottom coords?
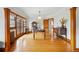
left=11, top=32, right=72, bottom=52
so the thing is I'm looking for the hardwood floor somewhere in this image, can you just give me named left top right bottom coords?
left=11, top=32, right=72, bottom=52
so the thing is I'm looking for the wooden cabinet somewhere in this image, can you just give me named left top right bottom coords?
left=53, top=27, right=67, bottom=38
left=54, top=27, right=67, bottom=38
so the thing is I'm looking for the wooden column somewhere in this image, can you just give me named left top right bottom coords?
left=70, top=7, right=76, bottom=50
left=4, top=8, right=10, bottom=52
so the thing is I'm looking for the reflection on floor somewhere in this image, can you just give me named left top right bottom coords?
left=12, top=32, right=72, bottom=52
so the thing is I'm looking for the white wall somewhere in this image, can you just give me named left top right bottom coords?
left=76, top=8, right=79, bottom=48
left=0, top=8, right=5, bottom=47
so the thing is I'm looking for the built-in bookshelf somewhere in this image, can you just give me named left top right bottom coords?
left=10, top=13, right=16, bottom=44
left=4, top=8, right=27, bottom=51
left=10, top=12, right=27, bottom=40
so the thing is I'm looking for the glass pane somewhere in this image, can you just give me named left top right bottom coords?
left=10, top=13, right=16, bottom=28
left=21, top=19, right=24, bottom=33
left=24, top=20, right=26, bottom=33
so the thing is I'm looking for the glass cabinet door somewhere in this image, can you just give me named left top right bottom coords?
left=17, top=16, right=21, bottom=35
left=21, top=19, right=24, bottom=34
left=10, top=13, right=16, bottom=43
left=10, top=13, right=16, bottom=37
left=10, top=13, right=16, bottom=28
left=24, top=20, right=26, bottom=33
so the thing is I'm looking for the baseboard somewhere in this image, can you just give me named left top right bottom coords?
left=0, top=48, right=5, bottom=52
left=57, top=35, right=71, bottom=44
left=74, top=48, right=79, bottom=52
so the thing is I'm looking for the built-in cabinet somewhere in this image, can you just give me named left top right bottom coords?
left=4, top=8, right=27, bottom=51
left=10, top=13, right=16, bottom=44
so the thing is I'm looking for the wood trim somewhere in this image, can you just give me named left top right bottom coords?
left=20, top=19, right=21, bottom=34
left=10, top=27, right=16, bottom=29
left=4, top=8, right=11, bottom=52
left=73, top=48, right=79, bottom=52
left=10, top=11, right=26, bottom=19
left=23, top=20, right=24, bottom=33
left=70, top=7, right=76, bottom=50
left=15, top=15, right=17, bottom=38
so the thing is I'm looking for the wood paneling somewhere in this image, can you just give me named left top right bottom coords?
left=10, top=11, right=26, bottom=19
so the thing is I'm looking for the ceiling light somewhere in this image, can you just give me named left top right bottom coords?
left=37, top=10, right=42, bottom=20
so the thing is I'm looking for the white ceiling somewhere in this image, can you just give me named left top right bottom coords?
left=14, top=7, right=70, bottom=20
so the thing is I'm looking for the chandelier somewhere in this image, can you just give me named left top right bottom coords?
left=37, top=10, right=42, bottom=20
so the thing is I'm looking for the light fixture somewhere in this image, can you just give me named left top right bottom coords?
left=37, top=10, right=42, bottom=20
